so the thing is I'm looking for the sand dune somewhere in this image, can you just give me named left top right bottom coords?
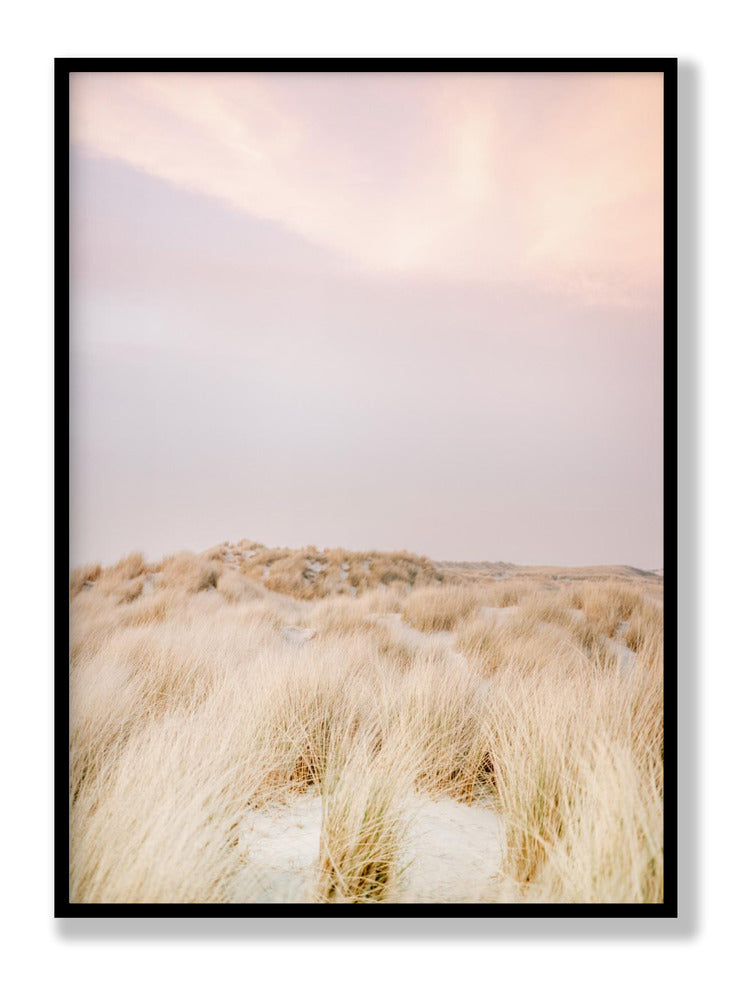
left=69, top=541, right=663, bottom=904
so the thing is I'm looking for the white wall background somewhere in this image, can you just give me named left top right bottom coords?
left=1, top=2, right=730, bottom=999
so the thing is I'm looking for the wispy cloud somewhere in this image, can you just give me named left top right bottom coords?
left=71, top=71, right=662, bottom=305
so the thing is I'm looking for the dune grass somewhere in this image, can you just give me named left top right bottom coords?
left=316, top=740, right=412, bottom=903
left=402, top=584, right=479, bottom=632
left=69, top=543, right=664, bottom=904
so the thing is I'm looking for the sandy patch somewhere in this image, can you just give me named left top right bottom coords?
left=229, top=791, right=504, bottom=904
left=281, top=625, right=317, bottom=646
left=565, top=611, right=638, bottom=673
left=368, top=613, right=467, bottom=669
left=480, top=605, right=520, bottom=623
left=400, top=795, right=504, bottom=902
left=606, top=637, right=637, bottom=674
left=304, top=559, right=326, bottom=580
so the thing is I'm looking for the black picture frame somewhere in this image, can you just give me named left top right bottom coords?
left=56, top=56, right=677, bottom=918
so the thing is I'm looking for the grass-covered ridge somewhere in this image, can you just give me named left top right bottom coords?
left=69, top=542, right=664, bottom=904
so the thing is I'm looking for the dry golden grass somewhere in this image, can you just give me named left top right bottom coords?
left=317, top=740, right=412, bottom=903
left=69, top=543, right=664, bottom=904
left=402, top=584, right=479, bottom=632
left=566, top=581, right=644, bottom=637
left=194, top=541, right=442, bottom=599
left=624, top=600, right=664, bottom=654
left=475, top=580, right=538, bottom=607
left=158, top=552, right=221, bottom=593
left=484, top=646, right=662, bottom=899
left=215, top=570, right=264, bottom=604
left=69, top=562, right=101, bottom=598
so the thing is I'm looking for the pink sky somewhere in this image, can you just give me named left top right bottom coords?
left=69, top=71, right=664, bottom=567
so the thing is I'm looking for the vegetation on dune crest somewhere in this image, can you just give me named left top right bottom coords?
left=194, top=540, right=443, bottom=599
left=69, top=541, right=664, bottom=904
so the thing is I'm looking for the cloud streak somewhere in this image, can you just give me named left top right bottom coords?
left=71, top=71, right=662, bottom=305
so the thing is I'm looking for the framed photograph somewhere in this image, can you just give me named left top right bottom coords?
left=57, top=57, right=675, bottom=915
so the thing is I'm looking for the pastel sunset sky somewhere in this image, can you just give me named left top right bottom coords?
left=69, top=71, right=663, bottom=567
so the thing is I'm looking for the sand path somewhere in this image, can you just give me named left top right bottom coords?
left=229, top=790, right=504, bottom=903
left=367, top=613, right=468, bottom=670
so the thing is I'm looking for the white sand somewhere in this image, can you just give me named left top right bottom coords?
left=607, top=636, right=638, bottom=674
left=229, top=790, right=504, bottom=904
left=367, top=613, right=468, bottom=669
left=281, top=625, right=317, bottom=646
left=480, top=605, right=520, bottom=623
left=303, top=559, right=326, bottom=580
